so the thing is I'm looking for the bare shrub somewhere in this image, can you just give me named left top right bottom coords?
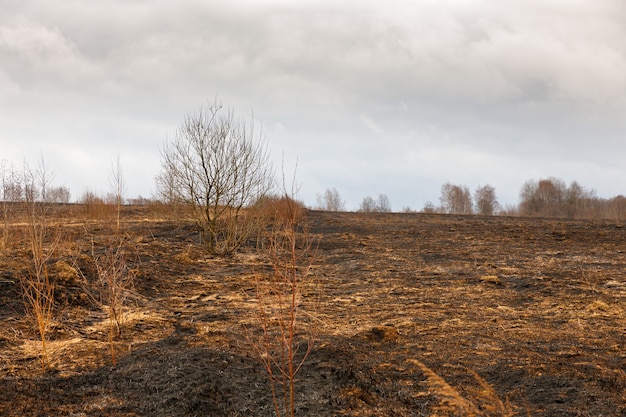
left=19, top=158, right=59, bottom=373
left=253, top=194, right=306, bottom=226
left=20, top=262, right=55, bottom=373
left=79, top=190, right=114, bottom=220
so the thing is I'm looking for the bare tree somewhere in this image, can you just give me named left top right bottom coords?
left=440, top=182, right=473, bottom=214
left=519, top=177, right=566, bottom=217
left=422, top=201, right=437, bottom=213
left=315, top=187, right=345, bottom=211
left=564, top=181, right=596, bottom=218
left=358, top=195, right=377, bottom=212
left=474, top=185, right=499, bottom=215
left=606, top=195, right=626, bottom=219
left=158, top=99, right=274, bottom=255
left=376, top=193, right=392, bottom=212
left=358, top=194, right=392, bottom=213
left=47, top=186, right=71, bottom=204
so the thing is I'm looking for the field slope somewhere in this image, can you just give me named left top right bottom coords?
left=1, top=209, right=624, bottom=416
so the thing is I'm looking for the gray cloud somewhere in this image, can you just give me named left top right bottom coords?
left=1, top=0, right=625, bottom=209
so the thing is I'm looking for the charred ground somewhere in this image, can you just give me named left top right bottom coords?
left=1, top=208, right=625, bottom=416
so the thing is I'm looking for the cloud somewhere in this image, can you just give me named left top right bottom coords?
left=1, top=0, right=625, bottom=208
left=359, top=114, right=383, bottom=135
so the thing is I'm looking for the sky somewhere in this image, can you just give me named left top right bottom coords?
left=1, top=0, right=625, bottom=211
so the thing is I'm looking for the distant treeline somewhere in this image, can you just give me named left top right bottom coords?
left=3, top=156, right=625, bottom=220
left=316, top=178, right=626, bottom=220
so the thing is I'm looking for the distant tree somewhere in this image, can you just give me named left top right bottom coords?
left=155, top=158, right=177, bottom=205
left=1, top=160, right=23, bottom=247
left=563, top=181, right=596, bottom=218
left=128, top=195, right=154, bottom=205
left=109, top=154, right=125, bottom=230
left=519, top=177, right=566, bottom=217
left=375, top=194, right=391, bottom=212
left=80, top=190, right=104, bottom=205
left=498, top=203, right=519, bottom=216
left=1, top=160, right=23, bottom=203
left=358, top=196, right=377, bottom=212
left=439, top=182, right=472, bottom=214
left=46, top=186, right=71, bottom=204
left=358, top=194, right=392, bottom=212
left=474, top=185, right=499, bottom=215
left=422, top=201, right=437, bottom=213
left=607, top=195, right=626, bottom=219
left=519, top=180, right=539, bottom=216
left=315, top=187, right=345, bottom=211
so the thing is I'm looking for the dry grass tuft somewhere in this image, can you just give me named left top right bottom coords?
left=406, top=359, right=516, bottom=417
left=586, top=300, right=611, bottom=314
left=407, top=358, right=482, bottom=416
left=480, top=275, right=501, bottom=285
left=466, top=369, right=516, bottom=416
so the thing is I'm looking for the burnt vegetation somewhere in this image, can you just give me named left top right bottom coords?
left=1, top=202, right=625, bottom=416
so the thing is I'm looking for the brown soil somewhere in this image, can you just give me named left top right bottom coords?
left=1, top=208, right=625, bottom=416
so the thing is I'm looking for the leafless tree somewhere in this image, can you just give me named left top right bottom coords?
left=315, top=187, right=345, bottom=211
left=422, top=201, right=437, bottom=213
left=46, top=186, right=71, bottom=204
left=358, top=194, right=392, bottom=213
left=563, top=181, right=597, bottom=218
left=606, top=195, right=626, bottom=219
left=376, top=193, right=392, bottom=212
left=474, top=185, right=499, bottom=215
left=358, top=195, right=377, bottom=212
left=158, top=99, right=274, bottom=255
left=440, top=182, right=473, bottom=214
left=519, top=177, right=566, bottom=217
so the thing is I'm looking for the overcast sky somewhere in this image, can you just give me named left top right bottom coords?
left=1, top=0, right=625, bottom=210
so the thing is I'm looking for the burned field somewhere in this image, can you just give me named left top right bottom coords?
left=1, top=208, right=625, bottom=416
